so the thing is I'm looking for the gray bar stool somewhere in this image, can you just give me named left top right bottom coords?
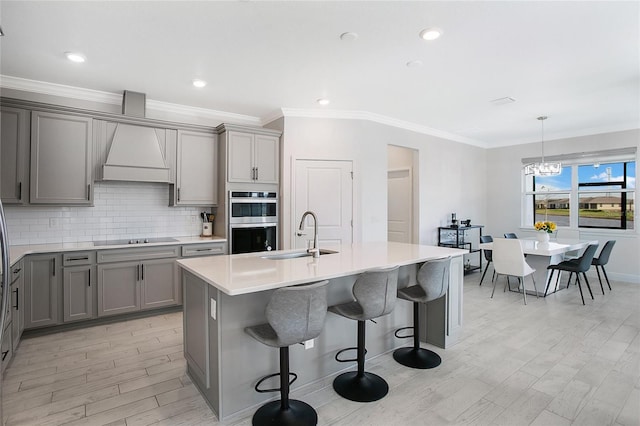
left=329, top=266, right=399, bottom=403
left=245, top=280, right=329, bottom=426
left=393, top=257, right=450, bottom=369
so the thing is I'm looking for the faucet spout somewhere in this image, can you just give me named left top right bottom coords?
left=298, top=211, right=319, bottom=258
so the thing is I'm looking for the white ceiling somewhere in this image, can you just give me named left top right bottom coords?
left=0, top=1, right=638, bottom=148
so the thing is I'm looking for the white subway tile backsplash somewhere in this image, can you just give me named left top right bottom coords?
left=4, top=181, right=209, bottom=245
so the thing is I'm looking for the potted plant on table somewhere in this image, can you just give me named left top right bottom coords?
left=534, top=220, right=556, bottom=243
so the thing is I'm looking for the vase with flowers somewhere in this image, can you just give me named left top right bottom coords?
left=534, top=220, right=556, bottom=243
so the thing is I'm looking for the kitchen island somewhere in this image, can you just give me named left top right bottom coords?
left=177, top=241, right=465, bottom=421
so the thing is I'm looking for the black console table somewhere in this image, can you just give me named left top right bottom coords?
left=437, top=225, right=484, bottom=274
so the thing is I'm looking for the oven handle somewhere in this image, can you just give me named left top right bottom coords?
left=229, top=222, right=278, bottom=229
left=229, top=198, right=278, bottom=204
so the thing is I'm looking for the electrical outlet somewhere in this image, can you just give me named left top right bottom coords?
left=304, top=339, right=314, bottom=350
left=49, top=218, right=59, bottom=228
left=190, top=215, right=197, bottom=223
left=210, top=298, right=216, bottom=320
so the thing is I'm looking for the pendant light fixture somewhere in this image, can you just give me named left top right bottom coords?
left=524, top=116, right=562, bottom=176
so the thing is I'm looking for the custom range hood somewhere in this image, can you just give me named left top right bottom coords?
left=102, top=91, right=170, bottom=182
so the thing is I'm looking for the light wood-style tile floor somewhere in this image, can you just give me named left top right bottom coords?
left=3, top=271, right=639, bottom=425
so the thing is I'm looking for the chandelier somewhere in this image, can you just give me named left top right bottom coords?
left=524, top=116, right=562, bottom=176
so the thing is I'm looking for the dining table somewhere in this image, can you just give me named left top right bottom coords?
left=479, top=238, right=598, bottom=296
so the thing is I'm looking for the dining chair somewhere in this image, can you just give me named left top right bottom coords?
left=591, top=240, right=616, bottom=291
left=478, top=235, right=495, bottom=286
left=491, top=238, right=538, bottom=305
left=545, top=243, right=599, bottom=305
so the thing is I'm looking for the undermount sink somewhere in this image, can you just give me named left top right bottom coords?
left=262, top=249, right=339, bottom=260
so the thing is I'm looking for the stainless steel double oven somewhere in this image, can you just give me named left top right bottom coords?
left=228, top=191, right=277, bottom=254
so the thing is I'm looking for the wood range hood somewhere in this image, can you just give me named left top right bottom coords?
left=102, top=91, right=171, bottom=183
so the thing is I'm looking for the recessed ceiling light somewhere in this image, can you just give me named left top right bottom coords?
left=65, top=52, right=86, bottom=63
left=317, top=98, right=330, bottom=106
left=192, top=79, right=207, bottom=88
left=406, top=60, right=423, bottom=68
left=490, top=97, right=516, bottom=105
left=340, top=32, right=359, bottom=41
left=419, top=28, right=442, bottom=41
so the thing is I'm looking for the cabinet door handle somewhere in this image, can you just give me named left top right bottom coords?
left=136, top=264, right=140, bottom=281
left=88, top=269, right=91, bottom=287
left=1, top=350, right=8, bottom=361
left=87, top=184, right=91, bottom=200
left=177, top=188, right=180, bottom=202
left=141, top=264, right=144, bottom=281
left=13, top=288, right=18, bottom=310
left=18, top=181, right=22, bottom=200
left=12, top=267, right=21, bottom=274
left=67, top=256, right=89, bottom=262
left=52, top=258, right=56, bottom=276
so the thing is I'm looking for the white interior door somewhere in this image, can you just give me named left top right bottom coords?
left=388, top=168, right=413, bottom=243
left=294, top=160, right=353, bottom=248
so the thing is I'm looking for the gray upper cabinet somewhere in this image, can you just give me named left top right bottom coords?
left=171, top=130, right=218, bottom=206
left=30, top=111, right=93, bottom=205
left=1, top=106, right=30, bottom=204
left=24, top=253, right=61, bottom=329
left=227, top=131, right=279, bottom=184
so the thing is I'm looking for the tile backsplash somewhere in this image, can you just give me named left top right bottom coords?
left=4, top=181, right=210, bottom=245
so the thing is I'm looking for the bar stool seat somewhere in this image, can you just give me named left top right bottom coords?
left=393, top=257, right=450, bottom=369
left=329, top=266, right=399, bottom=403
left=245, top=280, right=329, bottom=426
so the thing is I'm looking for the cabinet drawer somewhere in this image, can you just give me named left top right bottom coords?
left=181, top=242, right=227, bottom=257
left=63, top=251, right=96, bottom=266
left=97, top=246, right=180, bottom=263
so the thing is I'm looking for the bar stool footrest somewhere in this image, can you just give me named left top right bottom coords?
left=335, top=347, right=366, bottom=363
left=393, top=347, right=441, bottom=369
left=332, top=371, right=389, bottom=402
left=394, top=326, right=414, bottom=339
left=252, top=399, right=318, bottom=426
left=255, top=372, right=298, bottom=393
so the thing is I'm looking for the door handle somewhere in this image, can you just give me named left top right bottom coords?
left=88, top=269, right=91, bottom=287
left=52, top=258, right=56, bottom=276
left=177, top=188, right=180, bottom=201
left=137, top=264, right=140, bottom=281
left=255, top=167, right=258, bottom=180
left=13, top=288, right=18, bottom=310
left=141, top=264, right=144, bottom=281
left=18, top=182, right=22, bottom=200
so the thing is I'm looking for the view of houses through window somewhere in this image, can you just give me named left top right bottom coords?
left=524, top=159, right=636, bottom=230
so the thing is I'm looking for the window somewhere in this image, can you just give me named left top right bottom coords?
left=523, top=155, right=636, bottom=230
left=577, top=162, right=635, bottom=229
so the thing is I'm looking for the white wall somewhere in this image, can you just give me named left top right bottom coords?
left=486, top=129, right=640, bottom=282
left=279, top=117, right=487, bottom=248
left=4, top=181, right=205, bottom=245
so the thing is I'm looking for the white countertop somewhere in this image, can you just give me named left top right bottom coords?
left=9, top=236, right=227, bottom=265
left=479, top=238, right=597, bottom=256
left=177, top=241, right=466, bottom=296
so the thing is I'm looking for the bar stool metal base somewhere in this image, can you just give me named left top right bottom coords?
left=393, top=347, right=441, bottom=369
left=332, top=371, right=389, bottom=402
left=252, top=399, right=317, bottom=426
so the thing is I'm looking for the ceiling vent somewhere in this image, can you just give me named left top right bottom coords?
left=490, top=97, right=516, bottom=106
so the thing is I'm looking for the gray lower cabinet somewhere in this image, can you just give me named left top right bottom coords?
left=183, top=270, right=210, bottom=390
left=97, top=246, right=180, bottom=317
left=30, top=110, right=93, bottom=205
left=24, top=253, right=61, bottom=329
left=97, top=261, right=140, bottom=317
left=11, top=260, right=25, bottom=351
left=63, top=265, right=96, bottom=322
left=62, top=251, right=97, bottom=322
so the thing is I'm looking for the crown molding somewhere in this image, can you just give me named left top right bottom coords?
left=279, top=108, right=487, bottom=148
left=0, top=75, right=261, bottom=126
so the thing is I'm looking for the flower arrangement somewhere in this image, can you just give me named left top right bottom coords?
left=534, top=221, right=556, bottom=234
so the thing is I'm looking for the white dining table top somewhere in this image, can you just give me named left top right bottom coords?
left=479, top=238, right=597, bottom=256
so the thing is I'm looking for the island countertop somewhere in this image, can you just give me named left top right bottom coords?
left=176, top=241, right=466, bottom=296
